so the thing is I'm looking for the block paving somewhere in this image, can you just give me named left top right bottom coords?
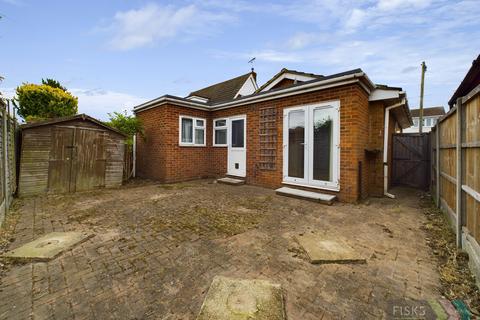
left=0, top=180, right=441, bottom=319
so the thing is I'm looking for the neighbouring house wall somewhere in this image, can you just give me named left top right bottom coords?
left=137, top=83, right=374, bottom=203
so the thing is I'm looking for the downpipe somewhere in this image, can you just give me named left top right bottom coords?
left=383, top=99, right=406, bottom=199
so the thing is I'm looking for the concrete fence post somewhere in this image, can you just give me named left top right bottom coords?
left=456, top=97, right=463, bottom=248
left=435, top=125, right=440, bottom=208
left=2, top=107, right=8, bottom=217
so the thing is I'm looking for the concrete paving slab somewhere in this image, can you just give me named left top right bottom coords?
left=2, top=232, right=93, bottom=262
left=295, top=232, right=366, bottom=264
left=197, top=276, right=285, bottom=320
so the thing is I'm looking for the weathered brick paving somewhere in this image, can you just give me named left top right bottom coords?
left=0, top=180, right=441, bottom=319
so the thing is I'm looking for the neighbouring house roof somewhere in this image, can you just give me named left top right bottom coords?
left=187, top=72, right=256, bottom=104
left=21, top=114, right=127, bottom=137
left=410, top=106, right=446, bottom=118
left=255, top=68, right=324, bottom=93
left=449, top=54, right=480, bottom=108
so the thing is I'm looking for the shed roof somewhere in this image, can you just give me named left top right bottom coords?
left=449, top=54, right=480, bottom=108
left=187, top=72, right=255, bottom=104
left=410, top=106, right=445, bottom=117
left=21, top=114, right=127, bottom=137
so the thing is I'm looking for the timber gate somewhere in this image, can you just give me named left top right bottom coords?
left=391, top=133, right=431, bottom=190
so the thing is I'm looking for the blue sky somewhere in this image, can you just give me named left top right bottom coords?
left=1, top=0, right=479, bottom=120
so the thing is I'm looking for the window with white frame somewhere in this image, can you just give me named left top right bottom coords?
left=213, top=118, right=227, bottom=146
left=179, top=116, right=206, bottom=146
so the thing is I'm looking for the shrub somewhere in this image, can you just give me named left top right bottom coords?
left=15, top=83, right=78, bottom=120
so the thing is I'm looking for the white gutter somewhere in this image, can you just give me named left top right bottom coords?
left=134, top=71, right=372, bottom=113
left=383, top=98, right=406, bottom=198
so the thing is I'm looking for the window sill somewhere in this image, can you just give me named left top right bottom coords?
left=179, top=144, right=206, bottom=147
left=213, top=145, right=227, bottom=147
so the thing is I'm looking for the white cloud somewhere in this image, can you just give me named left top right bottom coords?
left=105, top=3, right=232, bottom=50
left=286, top=32, right=318, bottom=50
left=376, top=0, right=431, bottom=11
left=345, top=8, right=367, bottom=31
left=70, top=88, right=146, bottom=120
left=214, top=49, right=302, bottom=63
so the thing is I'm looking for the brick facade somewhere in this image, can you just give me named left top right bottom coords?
left=136, top=83, right=400, bottom=203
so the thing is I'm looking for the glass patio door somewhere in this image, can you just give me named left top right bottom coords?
left=285, top=107, right=307, bottom=184
left=283, top=102, right=340, bottom=190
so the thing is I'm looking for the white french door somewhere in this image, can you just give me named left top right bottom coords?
left=283, top=101, right=340, bottom=190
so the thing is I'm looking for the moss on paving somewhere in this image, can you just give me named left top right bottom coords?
left=420, top=196, right=480, bottom=315
left=0, top=200, right=22, bottom=278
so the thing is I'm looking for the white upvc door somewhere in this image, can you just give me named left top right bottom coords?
left=227, top=115, right=247, bottom=177
left=282, top=106, right=308, bottom=185
left=283, top=101, right=340, bottom=191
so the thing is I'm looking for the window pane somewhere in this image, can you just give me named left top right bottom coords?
left=181, top=118, right=193, bottom=143
left=215, top=119, right=226, bottom=127
left=196, top=119, right=204, bottom=127
left=215, top=129, right=226, bottom=145
left=414, top=119, right=419, bottom=127
left=313, top=108, right=333, bottom=181
left=195, top=128, right=204, bottom=144
left=231, top=119, right=244, bottom=147
left=288, top=110, right=305, bottom=178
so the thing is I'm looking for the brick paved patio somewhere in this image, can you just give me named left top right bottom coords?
left=0, top=179, right=441, bottom=319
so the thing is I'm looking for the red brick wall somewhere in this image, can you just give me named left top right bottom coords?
left=136, top=104, right=211, bottom=182
left=367, top=101, right=386, bottom=196
left=136, top=83, right=379, bottom=203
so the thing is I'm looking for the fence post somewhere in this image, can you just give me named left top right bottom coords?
left=132, top=134, right=136, bottom=178
left=2, top=107, right=8, bottom=216
left=435, top=125, right=440, bottom=208
left=456, top=98, right=463, bottom=248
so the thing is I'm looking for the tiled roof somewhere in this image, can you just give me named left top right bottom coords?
left=187, top=72, right=254, bottom=104
left=410, top=107, right=445, bottom=117
left=255, top=68, right=324, bottom=93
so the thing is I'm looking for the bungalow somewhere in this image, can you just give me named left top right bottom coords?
left=133, top=68, right=412, bottom=203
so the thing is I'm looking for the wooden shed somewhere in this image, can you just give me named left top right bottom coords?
left=18, top=114, right=126, bottom=196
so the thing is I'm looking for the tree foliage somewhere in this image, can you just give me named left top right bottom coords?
left=107, top=111, right=143, bottom=145
left=42, top=78, right=67, bottom=91
left=15, top=82, right=78, bottom=121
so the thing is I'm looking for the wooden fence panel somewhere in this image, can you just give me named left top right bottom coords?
left=432, top=84, right=480, bottom=287
left=0, top=100, right=17, bottom=227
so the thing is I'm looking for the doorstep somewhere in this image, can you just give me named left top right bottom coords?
left=275, top=187, right=336, bottom=205
left=216, top=177, right=245, bottom=186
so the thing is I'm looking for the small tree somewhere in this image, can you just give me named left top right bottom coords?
left=107, top=111, right=143, bottom=145
left=42, top=78, right=67, bottom=91
left=14, top=81, right=78, bottom=121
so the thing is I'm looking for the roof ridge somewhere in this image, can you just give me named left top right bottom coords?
left=188, top=72, right=253, bottom=97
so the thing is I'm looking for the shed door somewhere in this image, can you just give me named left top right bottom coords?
left=48, top=126, right=107, bottom=193
left=73, top=128, right=106, bottom=191
left=48, top=127, right=75, bottom=193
